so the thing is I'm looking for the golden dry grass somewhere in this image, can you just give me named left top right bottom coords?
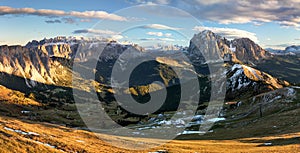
left=0, top=85, right=299, bottom=152
left=0, top=85, right=41, bottom=106
left=0, top=115, right=299, bottom=153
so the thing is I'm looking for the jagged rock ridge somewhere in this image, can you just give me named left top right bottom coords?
left=226, top=64, right=289, bottom=100
left=0, top=32, right=289, bottom=103
left=187, top=30, right=271, bottom=64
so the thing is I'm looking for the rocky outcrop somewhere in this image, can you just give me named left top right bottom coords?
left=0, top=37, right=82, bottom=88
left=0, top=45, right=55, bottom=86
left=233, top=38, right=271, bottom=64
left=188, top=30, right=225, bottom=63
left=38, top=44, right=75, bottom=59
left=226, top=64, right=289, bottom=100
left=0, top=37, right=145, bottom=90
left=187, top=30, right=271, bottom=65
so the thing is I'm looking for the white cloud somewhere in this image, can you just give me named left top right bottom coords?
left=72, top=29, right=124, bottom=40
left=146, top=31, right=172, bottom=37
left=127, top=0, right=170, bottom=5
left=111, top=35, right=124, bottom=40
left=165, top=33, right=172, bottom=37
left=280, top=21, right=300, bottom=28
left=140, top=37, right=175, bottom=41
left=127, top=0, right=300, bottom=29
left=73, top=29, right=118, bottom=35
left=155, top=0, right=170, bottom=5
left=68, top=11, right=127, bottom=21
left=196, top=0, right=230, bottom=5
left=253, top=22, right=264, bottom=26
left=265, top=43, right=296, bottom=49
left=193, top=26, right=259, bottom=42
left=0, top=6, right=128, bottom=21
left=141, top=24, right=182, bottom=30
left=147, top=32, right=164, bottom=37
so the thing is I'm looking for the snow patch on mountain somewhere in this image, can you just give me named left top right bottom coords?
left=226, top=64, right=289, bottom=100
left=228, top=64, right=252, bottom=91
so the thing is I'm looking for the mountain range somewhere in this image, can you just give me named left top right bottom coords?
left=266, top=45, right=300, bottom=55
left=0, top=30, right=297, bottom=128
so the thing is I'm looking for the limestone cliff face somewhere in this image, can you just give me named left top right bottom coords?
left=233, top=38, right=271, bottom=64
left=226, top=64, right=289, bottom=100
left=0, top=44, right=74, bottom=88
left=187, top=31, right=288, bottom=100
left=188, top=30, right=224, bottom=63
left=0, top=38, right=139, bottom=89
left=187, top=30, right=271, bottom=64
left=38, top=44, right=75, bottom=59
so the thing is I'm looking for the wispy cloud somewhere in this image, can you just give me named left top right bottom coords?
left=193, top=26, right=259, bottom=42
left=45, top=18, right=91, bottom=24
left=127, top=0, right=171, bottom=5
left=140, top=37, right=175, bottom=41
left=45, top=19, right=61, bottom=24
left=79, top=19, right=92, bottom=22
left=62, top=17, right=76, bottom=24
left=128, top=0, right=300, bottom=29
left=265, top=43, right=297, bottom=49
left=147, top=31, right=163, bottom=37
left=72, top=29, right=123, bottom=40
left=146, top=31, right=172, bottom=37
left=0, top=6, right=128, bottom=21
left=141, top=24, right=182, bottom=30
left=164, top=33, right=172, bottom=37
left=73, top=29, right=118, bottom=35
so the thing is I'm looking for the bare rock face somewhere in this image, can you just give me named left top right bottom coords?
left=233, top=38, right=271, bottom=64
left=226, top=64, right=289, bottom=100
left=0, top=38, right=141, bottom=89
left=187, top=31, right=289, bottom=100
left=187, top=30, right=271, bottom=65
left=0, top=36, right=85, bottom=89
left=188, top=30, right=224, bottom=63
left=39, top=44, right=74, bottom=59
left=0, top=44, right=72, bottom=88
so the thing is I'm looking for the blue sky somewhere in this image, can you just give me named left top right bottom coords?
left=1, top=0, right=300, bottom=49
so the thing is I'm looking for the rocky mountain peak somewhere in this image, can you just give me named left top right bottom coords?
left=232, top=38, right=271, bottom=64
left=187, top=30, right=271, bottom=65
left=198, top=30, right=222, bottom=39
left=187, top=30, right=225, bottom=63
left=226, top=64, right=289, bottom=100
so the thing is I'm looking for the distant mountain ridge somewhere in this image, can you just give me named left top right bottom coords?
left=266, top=45, right=300, bottom=56
left=0, top=31, right=290, bottom=104
left=285, top=45, right=300, bottom=54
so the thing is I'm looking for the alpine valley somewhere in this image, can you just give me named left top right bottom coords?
left=0, top=30, right=299, bottom=152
